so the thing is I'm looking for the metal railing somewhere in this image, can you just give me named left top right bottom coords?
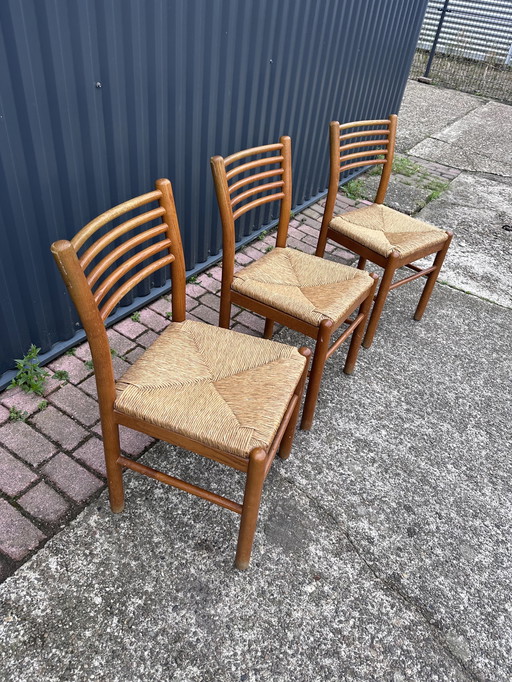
left=410, top=0, right=512, bottom=103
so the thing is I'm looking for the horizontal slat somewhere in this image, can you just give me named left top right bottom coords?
left=99, top=254, right=174, bottom=320
left=339, top=129, right=390, bottom=141
left=226, top=156, right=284, bottom=181
left=340, top=140, right=389, bottom=153
left=229, top=168, right=284, bottom=194
left=117, top=455, right=243, bottom=514
left=339, top=119, right=390, bottom=130
left=94, top=240, right=172, bottom=305
left=232, top=193, right=285, bottom=221
left=224, top=142, right=283, bottom=166
left=339, top=150, right=388, bottom=163
left=79, top=206, right=166, bottom=269
left=87, top=223, right=169, bottom=287
left=72, top=190, right=162, bottom=250
left=339, top=159, right=386, bottom=172
left=231, top=180, right=284, bottom=208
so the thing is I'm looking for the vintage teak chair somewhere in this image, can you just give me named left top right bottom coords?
left=211, top=137, right=378, bottom=430
left=51, top=179, right=310, bottom=570
left=315, top=116, right=452, bottom=348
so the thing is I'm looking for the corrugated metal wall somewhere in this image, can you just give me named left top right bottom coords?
left=0, top=0, right=427, bottom=385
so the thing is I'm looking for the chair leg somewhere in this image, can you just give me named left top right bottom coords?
left=102, top=418, right=124, bottom=513
left=300, top=319, right=332, bottom=431
left=357, top=256, right=367, bottom=271
left=414, top=232, right=453, bottom=321
left=344, top=273, right=379, bottom=374
left=263, top=318, right=274, bottom=339
left=278, top=347, right=311, bottom=460
left=363, top=256, right=398, bottom=349
left=235, top=448, right=267, bottom=570
left=219, top=292, right=232, bottom=329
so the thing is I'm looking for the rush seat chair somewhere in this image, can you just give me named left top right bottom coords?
left=51, top=179, right=310, bottom=570
left=315, top=116, right=452, bottom=348
left=211, top=137, right=378, bottom=430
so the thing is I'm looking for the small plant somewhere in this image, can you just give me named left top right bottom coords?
left=9, top=345, right=49, bottom=395
left=258, top=230, right=268, bottom=241
left=130, top=311, right=141, bottom=323
left=265, top=246, right=274, bottom=252
left=165, top=312, right=172, bottom=320
left=110, top=348, right=118, bottom=357
left=65, top=347, right=76, bottom=356
left=37, top=400, right=48, bottom=411
left=84, top=360, right=94, bottom=370
left=392, top=157, right=421, bottom=177
left=343, top=178, right=365, bottom=200
left=187, top=275, right=198, bottom=284
left=289, top=211, right=295, bottom=219
left=425, top=179, right=449, bottom=201
left=53, top=370, right=69, bottom=383
left=369, top=165, right=383, bottom=176
left=9, top=406, right=29, bottom=422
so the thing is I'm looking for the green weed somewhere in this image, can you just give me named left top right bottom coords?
left=37, top=400, right=48, bottom=411
left=53, top=370, right=69, bottom=383
left=343, top=179, right=365, bottom=200
left=9, top=406, right=29, bottom=422
left=392, top=157, right=421, bottom=177
left=130, top=311, right=141, bottom=322
left=8, top=345, right=49, bottom=395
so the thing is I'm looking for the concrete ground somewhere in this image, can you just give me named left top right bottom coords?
left=1, top=82, right=511, bottom=681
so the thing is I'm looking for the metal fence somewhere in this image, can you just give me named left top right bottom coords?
left=0, top=0, right=428, bottom=387
left=410, top=0, right=512, bottom=103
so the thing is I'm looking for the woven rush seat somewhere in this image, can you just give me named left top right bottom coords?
left=330, top=204, right=448, bottom=259
left=115, top=320, right=307, bottom=458
left=231, top=247, right=374, bottom=326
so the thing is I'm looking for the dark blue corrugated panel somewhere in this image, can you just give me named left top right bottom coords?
left=0, top=0, right=427, bottom=385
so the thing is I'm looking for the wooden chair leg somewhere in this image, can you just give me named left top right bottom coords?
left=219, top=291, right=232, bottom=329
left=344, top=273, right=379, bottom=374
left=102, top=418, right=124, bottom=513
left=300, top=319, right=332, bottom=431
left=363, top=254, right=399, bottom=349
left=414, top=232, right=453, bottom=321
left=235, top=448, right=267, bottom=570
left=263, top=318, right=274, bottom=339
left=278, top=347, right=311, bottom=460
left=357, top=256, right=367, bottom=270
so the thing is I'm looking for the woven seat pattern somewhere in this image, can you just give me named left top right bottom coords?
left=231, top=247, right=373, bottom=326
left=330, top=204, right=448, bottom=259
left=115, top=321, right=306, bottom=458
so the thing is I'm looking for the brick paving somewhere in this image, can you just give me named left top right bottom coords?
left=0, top=156, right=461, bottom=582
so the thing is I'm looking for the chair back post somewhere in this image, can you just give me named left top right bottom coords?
left=51, top=240, right=116, bottom=412
left=275, top=135, right=292, bottom=248
left=375, top=114, right=398, bottom=204
left=155, top=178, right=186, bottom=322
left=211, top=155, right=236, bottom=306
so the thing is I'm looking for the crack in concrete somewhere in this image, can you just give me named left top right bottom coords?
left=437, top=281, right=512, bottom=311
left=277, top=472, right=480, bottom=681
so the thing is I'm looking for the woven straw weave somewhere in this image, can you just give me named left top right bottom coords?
left=115, top=321, right=306, bottom=458
left=330, top=204, right=448, bottom=259
left=232, top=247, right=373, bottom=326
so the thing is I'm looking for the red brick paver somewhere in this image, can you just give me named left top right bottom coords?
left=0, top=500, right=45, bottom=561
left=42, top=453, right=103, bottom=503
left=18, top=482, right=70, bottom=523
left=0, top=447, right=38, bottom=496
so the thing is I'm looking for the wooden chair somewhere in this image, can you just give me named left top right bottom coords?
left=211, top=137, right=378, bottom=430
left=316, top=116, right=453, bottom=348
left=51, top=179, right=310, bottom=570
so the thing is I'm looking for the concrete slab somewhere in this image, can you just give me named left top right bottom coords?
left=409, top=101, right=512, bottom=177
left=0, top=284, right=510, bottom=682
left=416, top=172, right=512, bottom=308
left=396, top=81, right=484, bottom=152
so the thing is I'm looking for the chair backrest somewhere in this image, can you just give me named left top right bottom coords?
left=51, top=178, right=186, bottom=409
left=210, top=136, right=292, bottom=286
left=322, top=115, right=397, bottom=228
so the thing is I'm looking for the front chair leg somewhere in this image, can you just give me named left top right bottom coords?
left=414, top=231, right=453, bottom=321
left=344, top=273, right=379, bottom=374
left=235, top=448, right=267, bottom=570
left=278, top=347, right=311, bottom=460
left=363, top=252, right=399, bottom=349
left=300, top=319, right=333, bottom=431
